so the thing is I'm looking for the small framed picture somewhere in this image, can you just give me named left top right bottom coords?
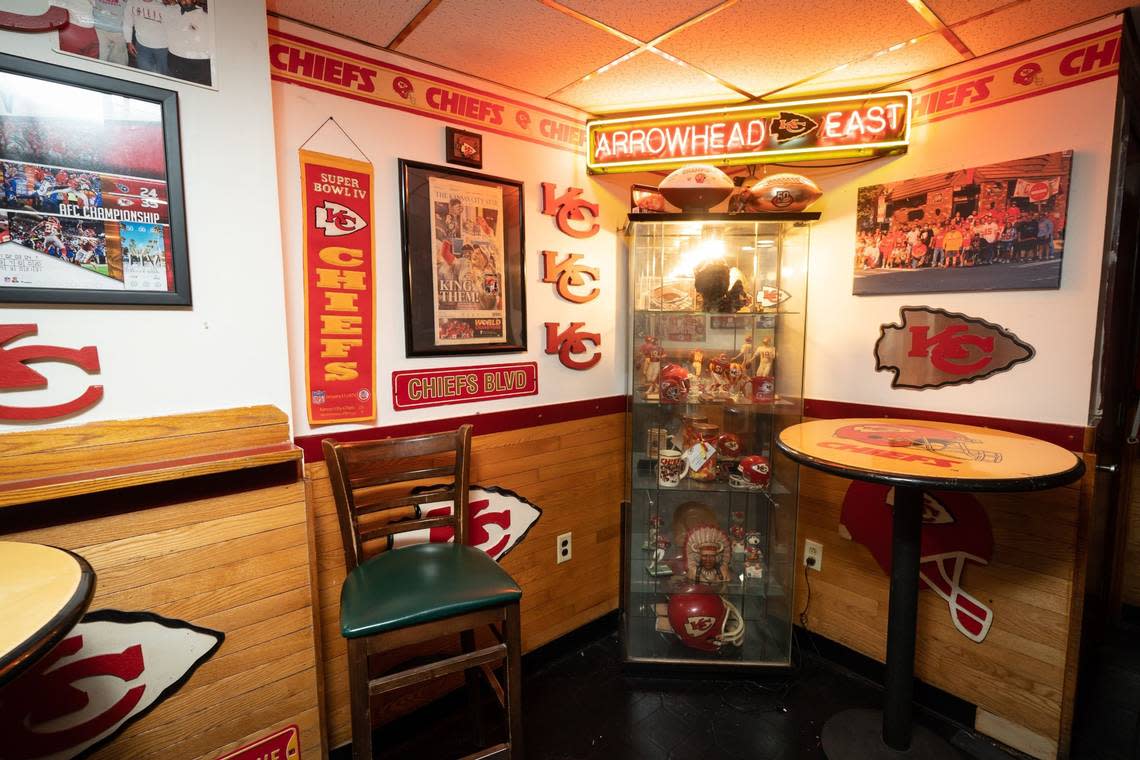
left=445, top=127, right=483, bottom=169
left=631, top=183, right=666, bottom=213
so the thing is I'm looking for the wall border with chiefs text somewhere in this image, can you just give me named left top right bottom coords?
left=267, top=23, right=587, bottom=156
left=803, top=398, right=1089, bottom=452
left=294, top=394, right=627, bottom=460
left=905, top=23, right=1121, bottom=127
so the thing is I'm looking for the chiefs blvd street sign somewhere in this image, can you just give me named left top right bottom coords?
left=587, top=92, right=910, bottom=174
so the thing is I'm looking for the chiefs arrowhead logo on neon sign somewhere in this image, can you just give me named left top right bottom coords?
left=587, top=92, right=910, bottom=174
left=0, top=610, right=223, bottom=760
left=394, top=485, right=542, bottom=560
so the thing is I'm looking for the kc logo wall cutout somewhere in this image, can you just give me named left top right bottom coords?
left=545, top=322, right=602, bottom=371
left=540, top=183, right=599, bottom=239
left=395, top=485, right=543, bottom=560
left=541, top=251, right=599, bottom=304
left=874, top=306, right=1034, bottom=389
left=0, top=610, right=223, bottom=760
left=0, top=323, right=103, bottom=421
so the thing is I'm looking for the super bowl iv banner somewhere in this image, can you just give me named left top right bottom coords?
left=299, top=148, right=376, bottom=425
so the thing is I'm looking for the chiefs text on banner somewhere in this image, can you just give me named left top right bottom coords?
left=300, top=150, right=376, bottom=426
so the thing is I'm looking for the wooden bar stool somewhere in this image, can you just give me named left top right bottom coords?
left=323, top=425, right=523, bottom=760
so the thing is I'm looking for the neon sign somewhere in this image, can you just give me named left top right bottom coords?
left=587, top=92, right=911, bottom=174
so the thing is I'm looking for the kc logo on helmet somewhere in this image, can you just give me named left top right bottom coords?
left=394, top=485, right=542, bottom=560
left=0, top=323, right=103, bottom=421
left=0, top=610, right=223, bottom=760
left=875, top=306, right=1034, bottom=389
left=315, top=200, right=368, bottom=237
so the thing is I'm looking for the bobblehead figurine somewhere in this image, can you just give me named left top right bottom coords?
left=752, top=337, right=777, bottom=377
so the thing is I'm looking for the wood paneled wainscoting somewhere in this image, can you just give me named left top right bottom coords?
left=296, top=396, right=627, bottom=750
left=796, top=402, right=1095, bottom=760
left=0, top=406, right=324, bottom=760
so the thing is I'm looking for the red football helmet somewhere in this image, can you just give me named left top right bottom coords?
left=661, top=593, right=744, bottom=652
left=716, top=432, right=743, bottom=458
left=840, top=481, right=995, bottom=642
left=658, top=363, right=690, bottom=403
left=731, top=454, right=770, bottom=489
left=834, top=423, right=1002, bottom=463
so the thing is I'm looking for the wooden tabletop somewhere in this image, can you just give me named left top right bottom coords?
left=0, top=541, right=95, bottom=686
left=777, top=418, right=1085, bottom=491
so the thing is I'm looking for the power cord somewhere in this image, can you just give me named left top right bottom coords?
left=799, top=557, right=816, bottom=628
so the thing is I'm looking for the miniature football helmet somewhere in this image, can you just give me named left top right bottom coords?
left=663, top=593, right=745, bottom=652
left=658, top=363, right=691, bottom=403
left=840, top=481, right=994, bottom=642
left=731, top=454, right=770, bottom=489
left=716, top=432, right=743, bottom=458
left=834, top=422, right=1002, bottom=463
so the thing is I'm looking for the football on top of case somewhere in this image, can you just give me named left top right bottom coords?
left=746, top=172, right=822, bottom=212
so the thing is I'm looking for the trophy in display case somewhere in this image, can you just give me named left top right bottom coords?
left=621, top=206, right=816, bottom=671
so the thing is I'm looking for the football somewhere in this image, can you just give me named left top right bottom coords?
left=658, top=164, right=734, bottom=212
left=745, top=172, right=822, bottom=212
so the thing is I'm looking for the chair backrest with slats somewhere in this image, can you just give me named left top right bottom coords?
left=322, top=424, right=473, bottom=572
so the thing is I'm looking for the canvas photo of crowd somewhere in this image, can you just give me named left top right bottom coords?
left=853, top=151, right=1072, bottom=296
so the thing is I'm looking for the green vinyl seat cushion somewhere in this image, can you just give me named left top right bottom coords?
left=340, top=542, right=522, bottom=639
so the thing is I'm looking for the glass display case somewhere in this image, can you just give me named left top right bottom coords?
left=622, top=211, right=816, bottom=670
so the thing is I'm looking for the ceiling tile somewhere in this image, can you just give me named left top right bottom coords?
left=924, top=0, right=1016, bottom=27
left=950, top=0, right=1130, bottom=55
left=770, top=33, right=963, bottom=97
left=557, top=0, right=727, bottom=42
left=554, top=50, right=744, bottom=113
left=267, top=0, right=426, bottom=48
left=394, top=0, right=636, bottom=97
left=659, top=0, right=932, bottom=96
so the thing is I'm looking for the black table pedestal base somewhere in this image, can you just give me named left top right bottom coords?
left=821, top=709, right=960, bottom=759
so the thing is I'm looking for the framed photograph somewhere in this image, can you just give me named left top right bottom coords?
left=55, top=0, right=217, bottom=89
left=853, top=150, right=1073, bottom=296
left=445, top=127, right=483, bottom=169
left=0, top=52, right=190, bottom=306
left=399, top=159, right=526, bottom=357
left=631, top=183, right=666, bottom=213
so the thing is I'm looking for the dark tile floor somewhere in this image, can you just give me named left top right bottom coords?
left=1071, top=625, right=1140, bottom=760
left=336, top=628, right=1031, bottom=760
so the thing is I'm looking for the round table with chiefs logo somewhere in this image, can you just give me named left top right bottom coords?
left=777, top=418, right=1084, bottom=760
left=0, top=541, right=95, bottom=687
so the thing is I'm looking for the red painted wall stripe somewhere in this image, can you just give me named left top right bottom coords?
left=298, top=393, right=1088, bottom=462
left=295, top=394, right=628, bottom=461
left=803, top=398, right=1087, bottom=452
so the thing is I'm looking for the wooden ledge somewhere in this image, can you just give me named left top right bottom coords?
left=0, top=442, right=302, bottom=509
left=0, top=405, right=299, bottom=509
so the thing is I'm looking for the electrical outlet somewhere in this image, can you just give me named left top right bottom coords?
left=557, top=532, right=572, bottom=564
left=804, top=539, right=823, bottom=571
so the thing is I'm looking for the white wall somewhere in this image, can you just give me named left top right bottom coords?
left=270, top=18, right=627, bottom=438
left=797, top=18, right=1118, bottom=427
left=0, top=0, right=292, bottom=427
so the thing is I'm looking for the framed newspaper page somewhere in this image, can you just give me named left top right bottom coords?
left=398, top=159, right=526, bottom=357
left=0, top=52, right=190, bottom=306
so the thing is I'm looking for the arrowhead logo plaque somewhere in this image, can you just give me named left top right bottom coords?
left=875, top=306, right=1034, bottom=389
